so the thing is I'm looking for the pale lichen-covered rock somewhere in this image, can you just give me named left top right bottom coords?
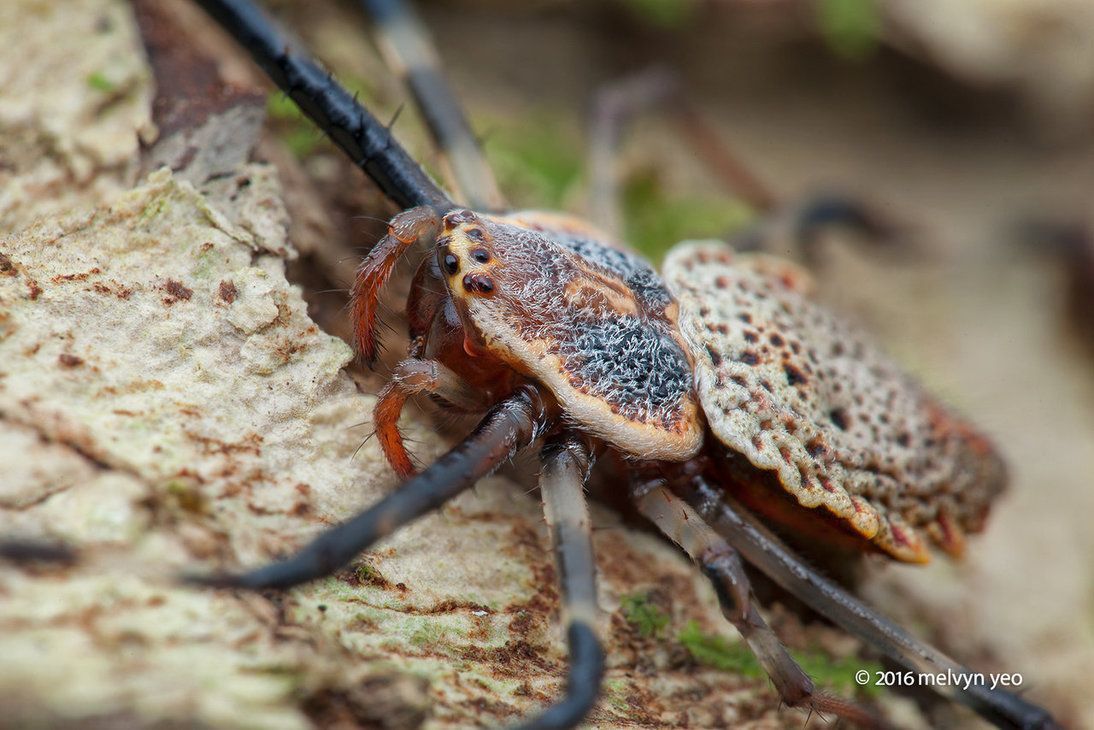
left=0, top=0, right=155, bottom=233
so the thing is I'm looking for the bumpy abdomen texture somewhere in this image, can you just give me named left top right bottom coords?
left=663, top=242, right=1006, bottom=563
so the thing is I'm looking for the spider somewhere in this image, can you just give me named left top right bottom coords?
left=1, top=0, right=1058, bottom=728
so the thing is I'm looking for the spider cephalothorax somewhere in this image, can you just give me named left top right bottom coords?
left=356, top=206, right=705, bottom=477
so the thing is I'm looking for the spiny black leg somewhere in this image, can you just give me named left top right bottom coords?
left=630, top=478, right=880, bottom=727
left=192, top=0, right=452, bottom=211
left=361, top=0, right=505, bottom=211
left=187, top=386, right=547, bottom=590
left=512, top=434, right=605, bottom=730
left=681, top=476, right=1062, bottom=730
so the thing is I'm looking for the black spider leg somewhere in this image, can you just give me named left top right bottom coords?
left=193, top=0, right=452, bottom=211
left=587, top=67, right=677, bottom=237
left=630, top=477, right=881, bottom=728
left=587, top=67, right=899, bottom=260
left=513, top=434, right=605, bottom=730
left=188, top=386, right=547, bottom=590
left=0, top=540, right=78, bottom=566
left=587, top=66, right=776, bottom=237
left=681, top=476, right=1062, bottom=730
left=361, top=0, right=505, bottom=211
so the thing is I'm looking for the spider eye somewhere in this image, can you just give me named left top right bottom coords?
left=443, top=253, right=459, bottom=275
left=463, top=273, right=495, bottom=295
left=471, top=248, right=490, bottom=264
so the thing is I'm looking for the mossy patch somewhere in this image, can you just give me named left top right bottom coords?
left=817, top=0, right=880, bottom=60
left=677, top=620, right=882, bottom=698
left=622, top=169, right=754, bottom=261
left=485, top=113, right=583, bottom=210
left=620, top=0, right=697, bottom=29
left=620, top=592, right=671, bottom=638
left=86, top=71, right=115, bottom=93
left=266, top=93, right=326, bottom=159
left=678, top=620, right=764, bottom=678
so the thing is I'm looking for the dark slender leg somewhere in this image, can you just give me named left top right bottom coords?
left=513, top=434, right=604, bottom=730
left=361, top=0, right=505, bottom=211
left=0, top=540, right=78, bottom=565
left=1016, top=219, right=1094, bottom=347
left=192, top=0, right=452, bottom=210
left=587, top=67, right=678, bottom=236
left=631, top=479, right=880, bottom=727
left=187, top=386, right=547, bottom=590
left=681, top=476, right=1061, bottom=730
left=790, top=195, right=902, bottom=265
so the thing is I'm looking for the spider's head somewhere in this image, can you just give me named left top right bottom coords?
left=436, top=209, right=503, bottom=303
left=434, top=209, right=704, bottom=462
left=434, top=209, right=568, bottom=356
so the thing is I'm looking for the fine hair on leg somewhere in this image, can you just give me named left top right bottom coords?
left=374, top=357, right=493, bottom=477
left=352, top=206, right=442, bottom=364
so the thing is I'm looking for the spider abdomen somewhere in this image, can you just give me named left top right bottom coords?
left=663, top=241, right=1006, bottom=563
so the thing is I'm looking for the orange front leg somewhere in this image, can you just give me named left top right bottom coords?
left=373, top=358, right=493, bottom=478
left=351, top=206, right=442, bottom=365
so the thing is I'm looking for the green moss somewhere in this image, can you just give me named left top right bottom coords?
left=678, top=620, right=764, bottom=677
left=407, top=618, right=466, bottom=650
left=817, top=0, right=880, bottom=60
left=603, top=678, right=631, bottom=710
left=678, top=620, right=883, bottom=698
left=163, top=479, right=204, bottom=514
left=621, top=0, right=696, bottom=28
left=795, top=650, right=882, bottom=698
left=485, top=114, right=582, bottom=210
left=354, top=562, right=381, bottom=583
left=622, top=169, right=754, bottom=261
left=620, top=592, right=671, bottom=638
left=86, top=71, right=115, bottom=93
left=266, top=93, right=324, bottom=159
left=137, top=195, right=170, bottom=226
left=408, top=620, right=445, bottom=647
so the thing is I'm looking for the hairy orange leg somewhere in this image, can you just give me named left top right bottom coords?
left=351, top=206, right=442, bottom=364
left=375, top=358, right=492, bottom=478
